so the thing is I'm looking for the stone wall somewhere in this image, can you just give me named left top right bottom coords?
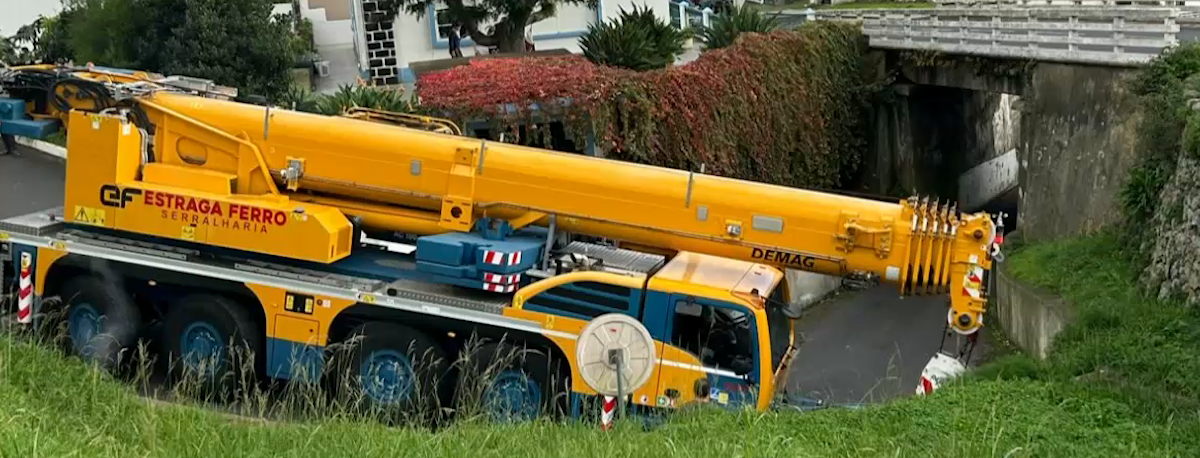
left=1017, top=63, right=1143, bottom=241
left=1144, top=152, right=1200, bottom=305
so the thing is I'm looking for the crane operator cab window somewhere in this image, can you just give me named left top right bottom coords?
left=670, top=297, right=756, bottom=377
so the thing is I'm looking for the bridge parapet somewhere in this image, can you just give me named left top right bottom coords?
left=934, top=0, right=1200, bottom=8
left=798, top=6, right=1180, bottom=66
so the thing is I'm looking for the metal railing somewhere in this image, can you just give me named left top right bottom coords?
left=801, top=7, right=1181, bottom=65
left=671, top=1, right=716, bottom=31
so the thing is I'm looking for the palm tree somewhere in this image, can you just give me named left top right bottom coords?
left=698, top=4, right=780, bottom=50
left=579, top=4, right=689, bottom=71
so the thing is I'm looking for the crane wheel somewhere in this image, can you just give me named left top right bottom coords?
left=337, top=322, right=448, bottom=424
left=161, top=293, right=261, bottom=399
left=454, top=341, right=569, bottom=423
left=55, top=275, right=142, bottom=373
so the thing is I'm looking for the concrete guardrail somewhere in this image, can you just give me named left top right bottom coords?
left=935, top=0, right=1200, bottom=7
left=799, top=6, right=1181, bottom=66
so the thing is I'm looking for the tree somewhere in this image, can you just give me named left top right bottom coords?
left=380, top=0, right=598, bottom=54
left=579, top=5, right=687, bottom=71
left=2, top=9, right=76, bottom=65
left=698, top=4, right=779, bottom=50
left=127, top=0, right=301, bottom=100
left=0, top=36, right=17, bottom=64
left=66, top=0, right=139, bottom=67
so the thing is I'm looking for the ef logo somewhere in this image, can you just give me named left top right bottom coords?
left=99, top=184, right=142, bottom=208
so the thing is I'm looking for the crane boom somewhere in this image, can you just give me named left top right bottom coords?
left=2, top=65, right=998, bottom=336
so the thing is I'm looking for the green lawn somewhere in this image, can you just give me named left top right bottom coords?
left=2, top=231, right=1198, bottom=457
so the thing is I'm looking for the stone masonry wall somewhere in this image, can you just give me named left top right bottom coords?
left=1144, top=139, right=1200, bottom=304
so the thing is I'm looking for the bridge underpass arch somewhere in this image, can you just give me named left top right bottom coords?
left=855, top=50, right=1025, bottom=233
left=808, top=4, right=1175, bottom=241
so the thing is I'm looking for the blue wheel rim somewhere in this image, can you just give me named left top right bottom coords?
left=67, top=302, right=101, bottom=358
left=484, top=369, right=542, bottom=422
left=360, top=349, right=415, bottom=405
left=180, top=321, right=225, bottom=379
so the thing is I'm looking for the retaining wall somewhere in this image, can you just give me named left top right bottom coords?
left=991, top=255, right=1074, bottom=359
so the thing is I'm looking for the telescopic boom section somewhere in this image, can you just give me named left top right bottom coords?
left=138, top=92, right=996, bottom=335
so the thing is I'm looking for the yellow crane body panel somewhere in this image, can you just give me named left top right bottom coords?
left=61, top=110, right=353, bottom=263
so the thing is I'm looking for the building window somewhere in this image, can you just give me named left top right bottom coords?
left=435, top=6, right=455, bottom=39
left=432, top=0, right=495, bottom=41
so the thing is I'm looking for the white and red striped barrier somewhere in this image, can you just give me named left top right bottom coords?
left=482, top=249, right=523, bottom=266
left=481, top=282, right=517, bottom=293
left=600, top=395, right=616, bottom=430
left=482, top=272, right=521, bottom=285
left=17, top=252, right=32, bottom=324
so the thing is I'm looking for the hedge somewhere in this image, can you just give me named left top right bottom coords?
left=416, top=21, right=871, bottom=189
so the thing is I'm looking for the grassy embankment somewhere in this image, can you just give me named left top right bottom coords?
left=2, top=231, right=1199, bottom=457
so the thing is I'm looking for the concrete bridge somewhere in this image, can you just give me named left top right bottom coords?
left=765, top=1, right=1186, bottom=240
left=798, top=2, right=1191, bottom=66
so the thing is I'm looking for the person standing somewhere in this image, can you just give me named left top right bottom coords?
left=0, top=132, right=16, bottom=155
left=448, top=24, right=464, bottom=58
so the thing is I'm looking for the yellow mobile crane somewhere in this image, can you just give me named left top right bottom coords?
left=0, top=64, right=1001, bottom=420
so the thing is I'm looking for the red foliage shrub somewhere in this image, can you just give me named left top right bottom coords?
left=417, top=55, right=630, bottom=114
left=416, top=22, right=869, bottom=189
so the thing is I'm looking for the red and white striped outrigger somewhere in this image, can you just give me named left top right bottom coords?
left=17, top=252, right=32, bottom=324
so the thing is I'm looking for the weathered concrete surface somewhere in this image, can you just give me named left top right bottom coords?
left=1144, top=153, right=1200, bottom=305
left=785, top=270, right=842, bottom=315
left=992, top=252, right=1073, bottom=360
left=1018, top=63, right=1142, bottom=241
left=958, top=148, right=1018, bottom=212
left=900, top=56, right=1027, bottom=96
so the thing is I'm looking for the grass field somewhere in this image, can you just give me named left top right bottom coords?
left=2, top=231, right=1198, bottom=457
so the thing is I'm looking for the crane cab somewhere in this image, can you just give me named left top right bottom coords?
left=507, top=247, right=797, bottom=413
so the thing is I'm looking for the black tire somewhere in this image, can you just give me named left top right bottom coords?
left=337, top=322, right=449, bottom=423
left=56, top=275, right=141, bottom=372
left=455, top=340, right=570, bottom=422
left=161, top=293, right=261, bottom=398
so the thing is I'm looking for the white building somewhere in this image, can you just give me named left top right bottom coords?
left=292, top=0, right=694, bottom=91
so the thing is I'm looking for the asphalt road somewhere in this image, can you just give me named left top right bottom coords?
left=0, top=146, right=65, bottom=219
left=787, top=285, right=996, bottom=406
left=0, top=146, right=991, bottom=406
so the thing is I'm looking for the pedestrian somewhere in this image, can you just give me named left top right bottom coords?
left=448, top=24, right=464, bottom=59
left=1, top=133, right=16, bottom=155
